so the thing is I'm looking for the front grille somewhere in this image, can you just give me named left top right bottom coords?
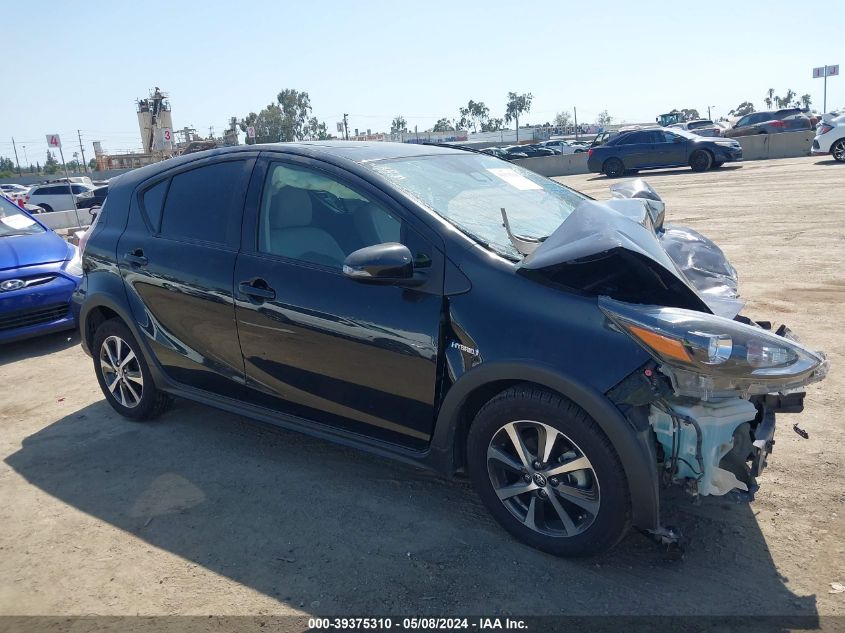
left=0, top=303, right=69, bottom=332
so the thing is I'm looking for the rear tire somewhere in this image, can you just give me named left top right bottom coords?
left=832, top=139, right=845, bottom=163
left=690, top=150, right=713, bottom=172
left=92, top=319, right=171, bottom=421
left=37, top=204, right=53, bottom=213
left=602, top=158, right=625, bottom=178
left=467, top=384, right=630, bottom=557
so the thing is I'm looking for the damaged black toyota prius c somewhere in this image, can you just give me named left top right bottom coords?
left=73, top=142, right=828, bottom=557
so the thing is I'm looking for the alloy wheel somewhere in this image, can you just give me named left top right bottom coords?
left=486, top=420, right=600, bottom=537
left=99, top=335, right=144, bottom=408
left=833, top=140, right=845, bottom=162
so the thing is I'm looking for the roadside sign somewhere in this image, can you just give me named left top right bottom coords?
left=46, top=134, right=61, bottom=148
left=336, top=122, right=344, bottom=133
left=246, top=126, right=256, bottom=139
left=812, top=64, right=839, bottom=113
left=813, top=65, right=839, bottom=78
left=153, top=128, right=173, bottom=151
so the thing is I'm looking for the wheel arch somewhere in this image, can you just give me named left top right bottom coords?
left=430, top=362, right=660, bottom=530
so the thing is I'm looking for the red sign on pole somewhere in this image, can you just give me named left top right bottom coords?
left=46, top=134, right=62, bottom=148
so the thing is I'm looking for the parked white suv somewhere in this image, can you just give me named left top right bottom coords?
left=812, top=112, right=845, bottom=162
left=25, top=183, right=94, bottom=212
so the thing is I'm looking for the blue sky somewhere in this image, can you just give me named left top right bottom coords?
left=0, top=0, right=840, bottom=162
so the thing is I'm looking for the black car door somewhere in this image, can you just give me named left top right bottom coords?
left=233, top=154, right=445, bottom=450
left=116, top=155, right=256, bottom=398
left=650, top=130, right=688, bottom=166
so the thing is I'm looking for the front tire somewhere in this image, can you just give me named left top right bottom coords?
left=467, top=385, right=630, bottom=557
left=602, top=158, right=625, bottom=178
left=690, top=150, right=713, bottom=172
left=832, top=139, right=845, bottom=163
left=92, top=319, right=171, bottom=421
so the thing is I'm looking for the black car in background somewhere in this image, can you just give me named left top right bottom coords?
left=76, top=186, right=108, bottom=209
left=74, top=142, right=825, bottom=557
left=587, top=128, right=742, bottom=177
left=723, top=108, right=813, bottom=137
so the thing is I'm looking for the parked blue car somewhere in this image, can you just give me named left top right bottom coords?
left=587, top=127, right=742, bottom=177
left=0, top=196, right=82, bottom=343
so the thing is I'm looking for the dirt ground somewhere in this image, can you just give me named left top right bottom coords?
left=0, top=156, right=843, bottom=623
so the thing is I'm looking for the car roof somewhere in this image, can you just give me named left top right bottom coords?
left=112, top=141, right=470, bottom=190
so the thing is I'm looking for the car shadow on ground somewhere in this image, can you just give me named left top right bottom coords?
left=585, top=165, right=743, bottom=182
left=814, top=159, right=842, bottom=166
left=5, top=398, right=818, bottom=621
left=0, top=329, right=79, bottom=368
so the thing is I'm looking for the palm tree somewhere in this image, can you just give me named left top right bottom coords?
left=767, top=88, right=775, bottom=109
left=800, top=94, right=812, bottom=110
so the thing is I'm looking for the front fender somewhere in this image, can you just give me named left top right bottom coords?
left=430, top=361, right=659, bottom=531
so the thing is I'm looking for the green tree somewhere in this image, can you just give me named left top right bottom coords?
left=504, top=92, right=533, bottom=141
left=0, top=157, right=14, bottom=172
left=303, top=117, right=332, bottom=140
left=800, top=94, right=812, bottom=110
left=276, top=89, right=312, bottom=140
left=765, top=88, right=775, bottom=110
left=431, top=118, right=455, bottom=132
left=458, top=100, right=490, bottom=133
left=239, top=88, right=314, bottom=143
left=390, top=115, right=407, bottom=134
left=680, top=108, right=700, bottom=120
left=481, top=117, right=503, bottom=132
left=44, top=151, right=60, bottom=175
left=728, top=101, right=755, bottom=116
left=88, top=158, right=97, bottom=170
left=554, top=111, right=572, bottom=128
left=775, top=89, right=796, bottom=109
left=596, top=110, right=613, bottom=127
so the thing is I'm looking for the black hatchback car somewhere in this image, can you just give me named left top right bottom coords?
left=75, top=142, right=826, bottom=556
left=587, top=128, right=742, bottom=177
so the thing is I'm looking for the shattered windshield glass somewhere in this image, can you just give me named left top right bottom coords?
left=0, top=197, right=43, bottom=237
left=366, top=153, right=587, bottom=259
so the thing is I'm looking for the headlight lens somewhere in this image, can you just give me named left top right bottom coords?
left=599, top=297, right=828, bottom=399
left=64, top=244, right=83, bottom=277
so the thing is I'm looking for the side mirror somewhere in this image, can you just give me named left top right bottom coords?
left=343, top=242, right=416, bottom=284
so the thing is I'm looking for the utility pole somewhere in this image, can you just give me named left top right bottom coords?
left=573, top=107, right=578, bottom=140
left=11, top=137, right=21, bottom=176
left=22, top=145, right=28, bottom=169
left=342, top=114, right=349, bottom=141
left=77, top=130, right=89, bottom=174
left=208, top=125, right=214, bottom=139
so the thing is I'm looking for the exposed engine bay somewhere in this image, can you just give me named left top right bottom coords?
left=519, top=179, right=828, bottom=506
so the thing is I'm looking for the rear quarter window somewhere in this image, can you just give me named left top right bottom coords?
left=158, top=160, right=245, bottom=245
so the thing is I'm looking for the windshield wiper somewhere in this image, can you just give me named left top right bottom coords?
left=500, top=208, right=546, bottom=257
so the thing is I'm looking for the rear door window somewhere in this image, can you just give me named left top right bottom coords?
left=159, top=160, right=246, bottom=245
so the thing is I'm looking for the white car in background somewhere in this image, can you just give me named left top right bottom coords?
left=812, top=112, right=845, bottom=162
left=538, top=138, right=588, bottom=154
left=25, top=182, right=95, bottom=212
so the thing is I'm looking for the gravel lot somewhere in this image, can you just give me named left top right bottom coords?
left=1, top=156, right=843, bottom=623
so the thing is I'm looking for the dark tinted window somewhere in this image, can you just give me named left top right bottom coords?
left=258, top=162, right=401, bottom=269
left=141, top=179, right=168, bottom=232
left=687, top=120, right=712, bottom=129
left=160, top=161, right=244, bottom=244
left=93, top=186, right=108, bottom=197
left=70, top=185, right=89, bottom=194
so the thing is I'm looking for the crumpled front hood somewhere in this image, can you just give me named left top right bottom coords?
left=519, top=198, right=743, bottom=318
left=0, top=230, right=70, bottom=272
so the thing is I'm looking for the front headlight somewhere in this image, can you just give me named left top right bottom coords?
left=64, top=244, right=83, bottom=277
left=599, top=297, right=828, bottom=399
